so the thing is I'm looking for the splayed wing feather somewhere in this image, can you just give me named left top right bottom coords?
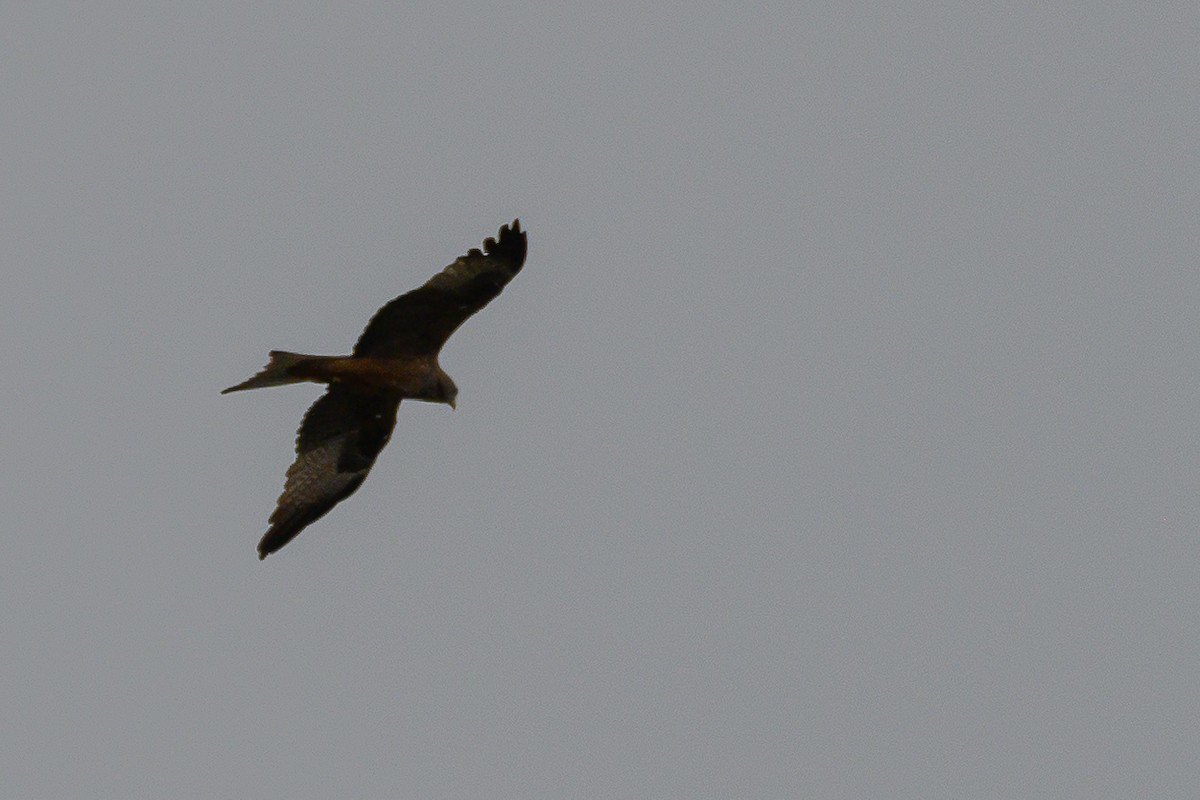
left=352, top=219, right=526, bottom=357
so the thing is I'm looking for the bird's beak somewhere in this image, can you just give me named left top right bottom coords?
left=449, top=398, right=457, bottom=411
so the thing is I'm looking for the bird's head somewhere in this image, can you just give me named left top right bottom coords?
left=436, top=370, right=458, bottom=410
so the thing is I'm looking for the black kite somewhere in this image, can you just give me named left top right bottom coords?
left=224, top=220, right=527, bottom=559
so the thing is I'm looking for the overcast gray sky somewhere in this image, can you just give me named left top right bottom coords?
left=3, top=3, right=1198, bottom=797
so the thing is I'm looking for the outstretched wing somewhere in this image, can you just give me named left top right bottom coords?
left=352, top=219, right=527, bottom=358
left=257, top=386, right=400, bottom=559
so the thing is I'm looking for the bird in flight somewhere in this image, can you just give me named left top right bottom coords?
left=224, top=219, right=527, bottom=559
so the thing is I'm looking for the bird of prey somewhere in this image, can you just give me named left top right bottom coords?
left=223, top=219, right=527, bottom=559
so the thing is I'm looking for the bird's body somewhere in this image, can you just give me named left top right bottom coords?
left=224, top=219, right=526, bottom=559
left=226, top=352, right=452, bottom=400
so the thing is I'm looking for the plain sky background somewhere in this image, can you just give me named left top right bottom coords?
left=2, top=3, right=1198, bottom=797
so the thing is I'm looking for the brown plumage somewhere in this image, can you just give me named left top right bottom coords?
left=223, top=220, right=527, bottom=559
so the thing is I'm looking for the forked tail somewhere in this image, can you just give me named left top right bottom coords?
left=222, top=351, right=322, bottom=393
